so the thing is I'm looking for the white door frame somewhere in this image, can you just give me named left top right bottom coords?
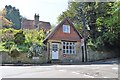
left=52, top=43, right=59, bottom=59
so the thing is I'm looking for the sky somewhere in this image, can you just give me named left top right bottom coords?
left=0, top=0, right=68, bottom=24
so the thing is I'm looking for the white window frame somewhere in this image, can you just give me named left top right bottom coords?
left=63, top=25, right=70, bottom=33
left=62, top=42, right=76, bottom=54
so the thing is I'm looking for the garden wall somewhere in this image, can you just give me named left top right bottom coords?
left=0, top=51, right=48, bottom=64
left=0, top=49, right=119, bottom=64
left=87, top=49, right=119, bottom=61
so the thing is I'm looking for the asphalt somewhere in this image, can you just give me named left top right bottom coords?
left=1, top=63, right=118, bottom=78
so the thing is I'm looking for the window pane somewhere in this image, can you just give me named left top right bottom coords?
left=52, top=48, right=54, bottom=51
left=73, top=43, right=75, bottom=45
left=70, top=49, right=72, bottom=53
left=67, top=42, right=69, bottom=45
left=63, top=42, right=65, bottom=45
left=66, top=50, right=68, bottom=53
left=63, top=25, right=67, bottom=32
left=63, top=46, right=65, bottom=49
left=73, top=50, right=75, bottom=54
left=65, top=42, right=67, bottom=45
left=66, top=46, right=68, bottom=49
left=63, top=50, right=65, bottom=53
left=63, top=25, right=70, bottom=33
left=68, top=49, right=70, bottom=54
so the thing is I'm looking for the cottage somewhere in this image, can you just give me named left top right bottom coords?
left=44, top=18, right=83, bottom=63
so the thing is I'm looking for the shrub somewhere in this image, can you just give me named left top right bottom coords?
left=17, top=44, right=29, bottom=53
left=27, top=43, right=45, bottom=58
left=14, top=30, right=25, bottom=45
left=0, top=28, right=46, bottom=53
left=1, top=28, right=15, bottom=42
left=2, top=41, right=14, bottom=50
left=9, top=49, right=20, bottom=58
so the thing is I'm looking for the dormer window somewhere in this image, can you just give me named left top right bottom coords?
left=63, top=25, right=70, bottom=33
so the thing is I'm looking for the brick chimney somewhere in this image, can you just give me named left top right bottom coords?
left=34, top=13, right=39, bottom=28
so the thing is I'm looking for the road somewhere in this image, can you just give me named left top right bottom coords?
left=1, top=63, right=118, bottom=78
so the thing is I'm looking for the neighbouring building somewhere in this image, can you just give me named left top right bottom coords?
left=43, top=18, right=83, bottom=63
left=21, top=14, right=51, bottom=32
left=0, top=16, right=13, bottom=29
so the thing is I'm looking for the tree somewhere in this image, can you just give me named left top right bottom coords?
left=24, top=29, right=45, bottom=45
left=4, top=5, right=21, bottom=29
left=57, top=2, right=119, bottom=52
left=58, top=2, right=114, bottom=39
left=98, top=2, right=120, bottom=51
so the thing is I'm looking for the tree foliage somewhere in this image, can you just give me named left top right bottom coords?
left=14, top=30, right=25, bottom=45
left=4, top=5, right=21, bottom=29
left=1, top=28, right=18, bottom=50
left=0, top=28, right=46, bottom=53
left=99, top=2, right=120, bottom=50
left=57, top=2, right=120, bottom=51
left=24, top=29, right=45, bottom=45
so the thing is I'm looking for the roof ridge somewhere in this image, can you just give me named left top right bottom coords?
left=23, top=19, right=50, bottom=23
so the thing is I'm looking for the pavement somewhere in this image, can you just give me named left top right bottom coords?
left=0, top=57, right=119, bottom=78
left=1, top=57, right=119, bottom=66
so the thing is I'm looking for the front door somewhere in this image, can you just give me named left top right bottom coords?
left=52, top=43, right=59, bottom=59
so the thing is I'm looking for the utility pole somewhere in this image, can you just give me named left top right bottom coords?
left=80, top=3, right=88, bottom=62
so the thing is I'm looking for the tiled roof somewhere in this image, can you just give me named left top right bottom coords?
left=43, top=17, right=83, bottom=44
left=21, top=19, right=51, bottom=30
left=0, top=16, right=13, bottom=27
left=21, top=19, right=34, bottom=29
left=39, top=21, right=51, bottom=30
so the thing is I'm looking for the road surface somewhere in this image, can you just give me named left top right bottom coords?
left=1, top=63, right=118, bottom=78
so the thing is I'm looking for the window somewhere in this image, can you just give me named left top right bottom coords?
left=63, top=25, right=70, bottom=33
left=63, top=42, right=76, bottom=54
left=52, top=44, right=58, bottom=52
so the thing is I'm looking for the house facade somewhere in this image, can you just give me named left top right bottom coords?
left=44, top=18, right=83, bottom=63
left=21, top=14, right=51, bottom=32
